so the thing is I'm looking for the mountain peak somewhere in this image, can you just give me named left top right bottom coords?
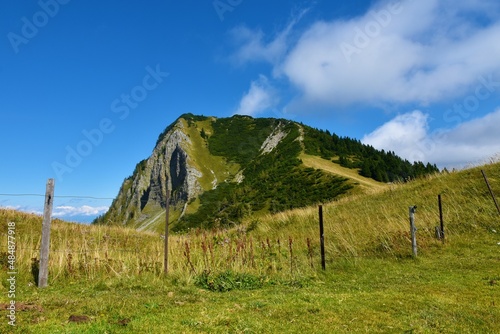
left=94, top=114, right=438, bottom=232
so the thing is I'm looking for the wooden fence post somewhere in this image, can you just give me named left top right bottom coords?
left=164, top=173, right=170, bottom=275
left=409, top=206, right=417, bottom=257
left=319, top=205, right=326, bottom=270
left=481, top=170, right=500, bottom=217
left=38, top=178, right=55, bottom=288
left=438, top=194, right=444, bottom=243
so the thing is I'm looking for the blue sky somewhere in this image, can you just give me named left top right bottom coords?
left=2, top=0, right=500, bottom=223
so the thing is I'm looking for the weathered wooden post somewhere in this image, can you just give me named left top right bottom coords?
left=164, top=172, right=170, bottom=275
left=409, top=205, right=417, bottom=257
left=438, top=194, right=444, bottom=243
left=481, top=170, right=500, bottom=217
left=38, top=178, right=55, bottom=288
left=319, top=205, right=326, bottom=270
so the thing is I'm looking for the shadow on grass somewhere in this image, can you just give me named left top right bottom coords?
left=31, top=257, right=39, bottom=286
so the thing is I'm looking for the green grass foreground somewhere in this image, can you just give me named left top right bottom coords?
left=1, top=162, right=500, bottom=333
left=2, top=242, right=499, bottom=334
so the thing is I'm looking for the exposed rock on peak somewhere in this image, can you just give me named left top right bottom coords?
left=95, top=114, right=439, bottom=232
left=260, top=122, right=289, bottom=154
left=102, top=118, right=203, bottom=228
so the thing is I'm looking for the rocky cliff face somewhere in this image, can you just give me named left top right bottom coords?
left=97, top=113, right=436, bottom=232
left=103, top=119, right=203, bottom=228
left=97, top=114, right=352, bottom=231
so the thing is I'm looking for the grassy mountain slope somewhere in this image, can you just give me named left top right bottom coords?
left=177, top=116, right=240, bottom=192
left=300, top=153, right=386, bottom=193
left=95, top=114, right=439, bottom=232
left=1, top=161, right=499, bottom=333
left=243, top=163, right=500, bottom=260
left=176, top=116, right=354, bottom=231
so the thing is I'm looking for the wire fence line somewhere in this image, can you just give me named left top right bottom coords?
left=0, top=193, right=115, bottom=200
left=2, top=247, right=467, bottom=259
left=0, top=248, right=158, bottom=254
left=5, top=179, right=497, bottom=277
left=0, top=192, right=308, bottom=218
left=0, top=193, right=277, bottom=206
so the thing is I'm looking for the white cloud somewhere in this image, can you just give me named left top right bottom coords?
left=362, top=108, right=500, bottom=168
left=230, top=0, right=500, bottom=108
left=52, top=205, right=109, bottom=217
left=230, top=26, right=288, bottom=66
left=234, top=75, right=279, bottom=116
left=1, top=205, right=21, bottom=210
left=281, top=0, right=500, bottom=106
left=362, top=111, right=429, bottom=159
left=229, top=8, right=309, bottom=66
left=0, top=205, right=43, bottom=216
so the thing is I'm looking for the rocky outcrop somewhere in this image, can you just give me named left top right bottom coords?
left=107, top=119, right=202, bottom=227
left=103, top=117, right=302, bottom=229
left=260, top=122, right=288, bottom=154
left=96, top=113, right=438, bottom=232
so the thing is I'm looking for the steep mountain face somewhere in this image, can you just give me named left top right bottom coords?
left=94, top=114, right=438, bottom=232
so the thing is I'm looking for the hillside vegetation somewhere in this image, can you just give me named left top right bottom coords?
left=95, top=114, right=438, bottom=232
left=1, top=161, right=499, bottom=332
left=178, top=116, right=354, bottom=231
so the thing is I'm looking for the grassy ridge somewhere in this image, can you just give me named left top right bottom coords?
left=98, top=114, right=439, bottom=232
left=1, top=162, right=499, bottom=332
left=176, top=118, right=354, bottom=230
left=247, top=162, right=500, bottom=258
